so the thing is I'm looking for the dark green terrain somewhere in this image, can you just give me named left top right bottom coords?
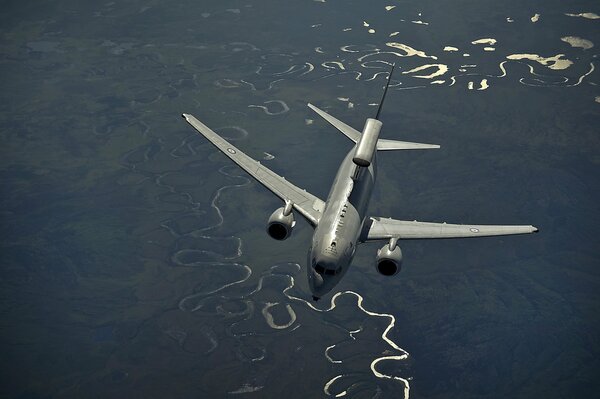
left=1, top=1, right=598, bottom=398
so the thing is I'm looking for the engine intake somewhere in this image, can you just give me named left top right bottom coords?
left=376, top=241, right=403, bottom=276
left=267, top=206, right=295, bottom=240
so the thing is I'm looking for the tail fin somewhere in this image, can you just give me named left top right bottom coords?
left=375, top=63, right=396, bottom=120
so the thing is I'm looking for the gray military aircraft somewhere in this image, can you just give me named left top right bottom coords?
left=182, top=65, right=538, bottom=300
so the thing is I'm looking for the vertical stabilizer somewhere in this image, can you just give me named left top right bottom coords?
left=375, top=63, right=396, bottom=120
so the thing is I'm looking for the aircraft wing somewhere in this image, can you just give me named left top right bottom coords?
left=182, top=113, right=325, bottom=226
left=363, top=216, right=538, bottom=241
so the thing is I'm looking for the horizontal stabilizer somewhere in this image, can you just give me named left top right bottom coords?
left=308, top=103, right=439, bottom=151
left=377, top=139, right=440, bottom=151
left=307, top=103, right=360, bottom=143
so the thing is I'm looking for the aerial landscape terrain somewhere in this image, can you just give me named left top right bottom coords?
left=0, top=0, right=598, bottom=397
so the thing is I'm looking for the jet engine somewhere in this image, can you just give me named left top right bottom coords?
left=376, top=239, right=403, bottom=276
left=267, top=205, right=296, bottom=241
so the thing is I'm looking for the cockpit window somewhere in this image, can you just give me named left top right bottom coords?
left=315, top=262, right=341, bottom=276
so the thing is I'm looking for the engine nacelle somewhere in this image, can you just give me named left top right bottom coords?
left=376, top=242, right=403, bottom=276
left=267, top=207, right=295, bottom=240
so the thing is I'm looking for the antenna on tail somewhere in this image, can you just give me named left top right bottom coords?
left=375, top=63, right=396, bottom=120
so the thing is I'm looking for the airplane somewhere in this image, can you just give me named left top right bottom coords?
left=182, top=64, right=538, bottom=301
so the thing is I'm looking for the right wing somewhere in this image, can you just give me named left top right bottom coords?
left=363, top=216, right=538, bottom=241
left=182, top=113, right=325, bottom=226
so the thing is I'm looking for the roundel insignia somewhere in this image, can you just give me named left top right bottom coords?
left=227, top=148, right=236, bottom=154
left=470, top=227, right=480, bottom=233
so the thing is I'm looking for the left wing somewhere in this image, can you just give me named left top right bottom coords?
left=363, top=216, right=538, bottom=241
left=182, top=113, right=325, bottom=226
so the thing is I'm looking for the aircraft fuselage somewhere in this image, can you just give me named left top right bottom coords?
left=307, top=121, right=378, bottom=299
left=182, top=65, right=538, bottom=302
